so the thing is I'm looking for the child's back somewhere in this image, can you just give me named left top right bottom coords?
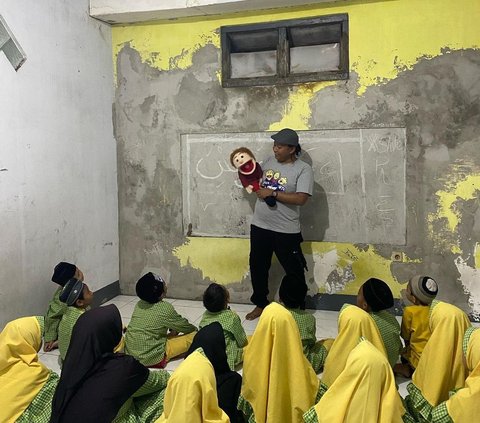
left=280, top=275, right=332, bottom=373
left=44, top=262, right=81, bottom=351
left=369, top=309, right=402, bottom=368
left=357, top=278, right=402, bottom=368
left=401, top=305, right=431, bottom=368
left=57, top=278, right=93, bottom=361
left=199, top=308, right=247, bottom=370
left=124, top=273, right=197, bottom=367
left=400, top=275, right=438, bottom=370
left=200, top=283, right=247, bottom=370
left=125, top=299, right=196, bottom=366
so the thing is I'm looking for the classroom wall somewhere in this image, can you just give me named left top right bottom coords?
left=112, top=0, right=480, bottom=318
left=0, top=1, right=118, bottom=328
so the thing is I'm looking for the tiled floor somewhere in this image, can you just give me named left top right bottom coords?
left=38, top=295, right=418, bottom=397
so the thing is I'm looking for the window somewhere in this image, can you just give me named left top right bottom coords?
left=221, top=14, right=348, bottom=88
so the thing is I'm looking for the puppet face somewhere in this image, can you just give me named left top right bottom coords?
left=232, top=151, right=257, bottom=176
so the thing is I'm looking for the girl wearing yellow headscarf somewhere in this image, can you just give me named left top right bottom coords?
left=430, top=327, right=480, bottom=422
left=156, top=348, right=230, bottom=423
left=0, top=316, right=59, bottom=423
left=238, top=302, right=320, bottom=423
left=320, top=304, right=387, bottom=395
left=303, top=339, right=409, bottom=423
left=406, top=301, right=471, bottom=421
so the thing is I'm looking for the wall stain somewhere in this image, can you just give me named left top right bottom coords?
left=113, top=1, right=480, bottom=315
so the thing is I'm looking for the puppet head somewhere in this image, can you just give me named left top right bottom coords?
left=230, top=147, right=257, bottom=176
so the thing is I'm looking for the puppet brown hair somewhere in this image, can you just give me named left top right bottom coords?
left=230, top=147, right=256, bottom=167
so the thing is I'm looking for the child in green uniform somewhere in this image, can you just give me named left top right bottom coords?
left=125, top=272, right=197, bottom=368
left=199, top=283, right=248, bottom=370
left=57, top=278, right=94, bottom=361
left=44, top=262, right=84, bottom=352
left=279, top=274, right=332, bottom=373
left=356, top=277, right=402, bottom=368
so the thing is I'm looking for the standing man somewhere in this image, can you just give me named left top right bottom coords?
left=246, top=128, right=313, bottom=320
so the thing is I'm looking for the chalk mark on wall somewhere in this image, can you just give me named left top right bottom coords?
left=181, top=128, right=407, bottom=244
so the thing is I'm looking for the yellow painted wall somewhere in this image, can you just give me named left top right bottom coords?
left=113, top=0, right=480, bottom=296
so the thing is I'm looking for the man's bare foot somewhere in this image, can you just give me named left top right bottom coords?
left=246, top=306, right=263, bottom=321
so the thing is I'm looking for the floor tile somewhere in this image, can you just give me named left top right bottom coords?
left=39, top=353, right=62, bottom=375
left=174, top=305, right=205, bottom=325
left=171, top=299, right=204, bottom=308
left=102, top=295, right=136, bottom=307
left=165, top=357, right=184, bottom=373
left=42, top=347, right=60, bottom=357
left=118, top=301, right=137, bottom=319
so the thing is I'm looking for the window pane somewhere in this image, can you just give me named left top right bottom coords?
left=290, top=43, right=339, bottom=74
left=231, top=50, right=277, bottom=78
left=288, top=23, right=341, bottom=47
left=229, top=29, right=278, bottom=53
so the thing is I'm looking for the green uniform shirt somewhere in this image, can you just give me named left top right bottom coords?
left=125, top=300, right=197, bottom=367
left=199, top=309, right=248, bottom=370
left=370, top=310, right=402, bottom=368
left=113, top=369, right=170, bottom=423
left=16, top=371, right=59, bottom=423
left=288, top=308, right=328, bottom=373
left=43, top=288, right=67, bottom=343
left=58, top=306, right=85, bottom=361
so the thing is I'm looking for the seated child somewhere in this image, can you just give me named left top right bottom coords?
left=356, top=277, right=402, bottom=368
left=125, top=272, right=197, bottom=368
left=279, top=275, right=333, bottom=373
left=198, top=283, right=248, bottom=370
left=44, top=261, right=84, bottom=352
left=57, top=277, right=93, bottom=361
left=394, top=274, right=438, bottom=378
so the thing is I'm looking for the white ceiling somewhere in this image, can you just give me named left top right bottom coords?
left=90, top=0, right=346, bottom=24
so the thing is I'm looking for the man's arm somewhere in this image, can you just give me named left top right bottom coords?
left=256, top=188, right=310, bottom=206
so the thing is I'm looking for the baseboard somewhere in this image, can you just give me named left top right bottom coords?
left=92, top=280, right=120, bottom=308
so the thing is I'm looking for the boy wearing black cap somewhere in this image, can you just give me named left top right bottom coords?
left=279, top=275, right=333, bottom=373
left=357, top=277, right=402, bottom=368
left=198, top=283, right=248, bottom=370
left=394, top=275, right=438, bottom=378
left=246, top=128, right=313, bottom=321
left=57, top=277, right=93, bottom=361
left=44, top=261, right=84, bottom=352
left=125, top=272, right=197, bottom=368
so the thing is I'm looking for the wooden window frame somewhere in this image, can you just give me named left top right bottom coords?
left=221, top=14, right=349, bottom=88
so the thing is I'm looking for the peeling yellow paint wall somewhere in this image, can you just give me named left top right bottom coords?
left=113, top=0, right=480, bottom=92
left=173, top=237, right=250, bottom=285
left=114, top=0, right=480, bottom=299
left=428, top=168, right=480, bottom=254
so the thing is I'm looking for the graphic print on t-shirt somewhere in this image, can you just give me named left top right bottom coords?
left=262, top=168, right=287, bottom=192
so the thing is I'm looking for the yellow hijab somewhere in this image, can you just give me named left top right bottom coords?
left=240, top=302, right=319, bottom=423
left=156, top=348, right=230, bottom=423
left=322, top=304, right=387, bottom=388
left=445, top=328, right=480, bottom=421
left=0, top=316, right=51, bottom=422
left=313, top=340, right=405, bottom=423
left=412, top=301, right=471, bottom=406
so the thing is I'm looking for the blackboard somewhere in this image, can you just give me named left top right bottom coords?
left=181, top=128, right=406, bottom=244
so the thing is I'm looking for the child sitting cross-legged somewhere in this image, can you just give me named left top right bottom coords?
left=279, top=274, right=333, bottom=373
left=394, top=274, right=438, bottom=378
left=125, top=272, right=197, bottom=368
left=198, top=283, right=248, bottom=370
